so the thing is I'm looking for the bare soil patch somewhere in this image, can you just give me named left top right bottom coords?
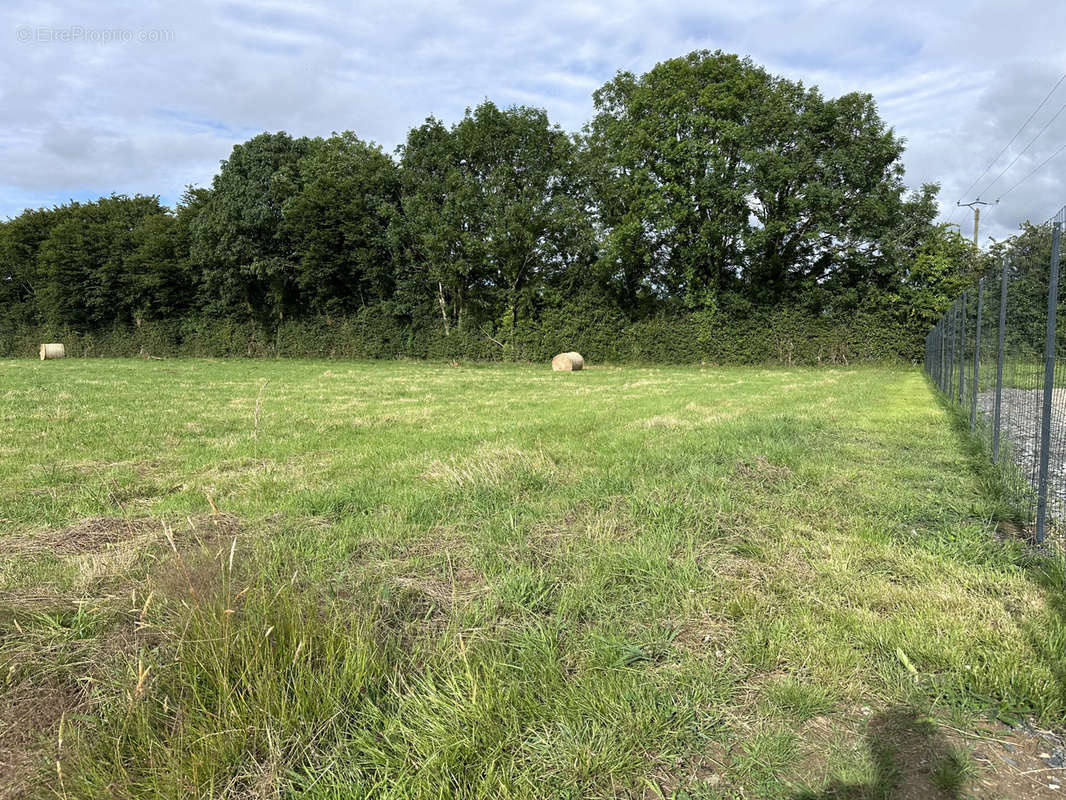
left=0, top=683, right=83, bottom=800
left=789, top=708, right=1066, bottom=799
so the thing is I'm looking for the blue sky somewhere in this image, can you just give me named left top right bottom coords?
left=2, top=0, right=1066, bottom=244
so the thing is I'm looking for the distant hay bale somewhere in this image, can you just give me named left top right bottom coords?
left=39, top=343, right=66, bottom=360
left=551, top=351, right=585, bottom=371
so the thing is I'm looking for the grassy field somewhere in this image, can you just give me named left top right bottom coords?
left=1, top=359, right=1064, bottom=799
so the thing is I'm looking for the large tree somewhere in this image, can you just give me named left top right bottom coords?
left=744, top=87, right=909, bottom=309
left=121, top=187, right=209, bottom=322
left=0, top=205, right=75, bottom=327
left=398, top=102, right=590, bottom=337
left=282, top=132, right=401, bottom=316
left=397, top=117, right=482, bottom=335
left=584, top=51, right=769, bottom=310
left=192, top=132, right=312, bottom=329
left=585, top=50, right=915, bottom=313
left=35, top=195, right=170, bottom=329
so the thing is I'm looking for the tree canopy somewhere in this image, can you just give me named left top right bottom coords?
left=0, top=50, right=974, bottom=360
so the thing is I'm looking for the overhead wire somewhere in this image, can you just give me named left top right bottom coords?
left=997, top=139, right=1066, bottom=201
left=956, top=71, right=1066, bottom=203
left=978, top=92, right=1066, bottom=199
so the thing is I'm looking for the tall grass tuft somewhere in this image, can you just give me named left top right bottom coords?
left=60, top=542, right=400, bottom=797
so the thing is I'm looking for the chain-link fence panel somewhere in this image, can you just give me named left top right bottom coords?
left=925, top=208, right=1064, bottom=544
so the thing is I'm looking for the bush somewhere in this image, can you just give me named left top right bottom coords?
left=0, top=306, right=918, bottom=364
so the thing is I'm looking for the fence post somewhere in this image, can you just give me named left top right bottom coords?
left=935, top=323, right=941, bottom=388
left=933, top=324, right=942, bottom=390
left=1035, top=221, right=1062, bottom=544
left=993, top=258, right=1008, bottom=461
left=958, top=292, right=967, bottom=404
left=940, top=318, right=946, bottom=391
left=971, top=278, right=983, bottom=431
left=935, top=322, right=940, bottom=388
left=926, top=331, right=932, bottom=381
left=959, top=302, right=967, bottom=398
left=949, top=303, right=957, bottom=399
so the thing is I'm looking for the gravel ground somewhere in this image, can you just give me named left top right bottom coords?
left=976, top=388, right=1066, bottom=528
left=967, top=718, right=1066, bottom=798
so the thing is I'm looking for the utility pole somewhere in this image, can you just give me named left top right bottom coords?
left=957, top=199, right=997, bottom=248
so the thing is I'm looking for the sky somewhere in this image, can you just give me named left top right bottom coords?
left=2, top=0, right=1066, bottom=246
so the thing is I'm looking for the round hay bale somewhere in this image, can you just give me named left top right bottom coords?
left=39, top=343, right=66, bottom=360
left=551, top=351, right=585, bottom=371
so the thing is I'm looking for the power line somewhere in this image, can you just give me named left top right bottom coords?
left=997, top=139, right=1066, bottom=201
left=957, top=71, right=1066, bottom=204
left=978, top=93, right=1066, bottom=199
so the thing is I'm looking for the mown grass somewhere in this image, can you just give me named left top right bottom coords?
left=1, top=359, right=1064, bottom=798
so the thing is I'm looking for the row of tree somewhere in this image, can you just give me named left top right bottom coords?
left=0, top=50, right=976, bottom=354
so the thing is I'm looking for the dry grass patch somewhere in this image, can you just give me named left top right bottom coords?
left=671, top=610, right=734, bottom=653
left=420, top=444, right=561, bottom=489
left=0, top=587, right=87, bottom=618
left=524, top=500, right=636, bottom=567
left=391, top=566, right=487, bottom=610
left=733, top=455, right=795, bottom=488
left=635, top=413, right=696, bottom=430
left=5, top=513, right=240, bottom=558
left=0, top=514, right=244, bottom=619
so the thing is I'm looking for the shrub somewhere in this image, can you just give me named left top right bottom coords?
left=0, top=307, right=918, bottom=364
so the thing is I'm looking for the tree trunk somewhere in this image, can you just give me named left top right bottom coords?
left=437, top=281, right=450, bottom=337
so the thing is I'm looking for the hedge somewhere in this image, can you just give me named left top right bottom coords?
left=0, top=306, right=919, bottom=365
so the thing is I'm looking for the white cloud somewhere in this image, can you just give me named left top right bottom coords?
left=1, top=0, right=1066, bottom=245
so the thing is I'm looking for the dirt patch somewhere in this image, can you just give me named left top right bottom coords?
left=641, top=741, right=731, bottom=798
left=785, top=708, right=1066, bottom=799
left=967, top=718, right=1066, bottom=799
left=0, top=682, right=83, bottom=799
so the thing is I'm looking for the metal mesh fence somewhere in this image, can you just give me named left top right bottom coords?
left=924, top=205, right=1065, bottom=544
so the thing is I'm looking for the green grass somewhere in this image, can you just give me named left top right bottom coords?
left=1, top=358, right=1064, bottom=799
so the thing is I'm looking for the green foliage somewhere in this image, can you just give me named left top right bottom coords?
left=990, top=221, right=1057, bottom=354
left=0, top=50, right=975, bottom=362
left=584, top=50, right=921, bottom=313
left=881, top=223, right=978, bottom=350
left=0, top=206, right=73, bottom=327
left=283, top=132, right=401, bottom=316
left=35, top=195, right=172, bottom=329
left=192, top=131, right=313, bottom=327
left=398, top=102, right=592, bottom=339
left=584, top=51, right=765, bottom=308
left=0, top=305, right=917, bottom=363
